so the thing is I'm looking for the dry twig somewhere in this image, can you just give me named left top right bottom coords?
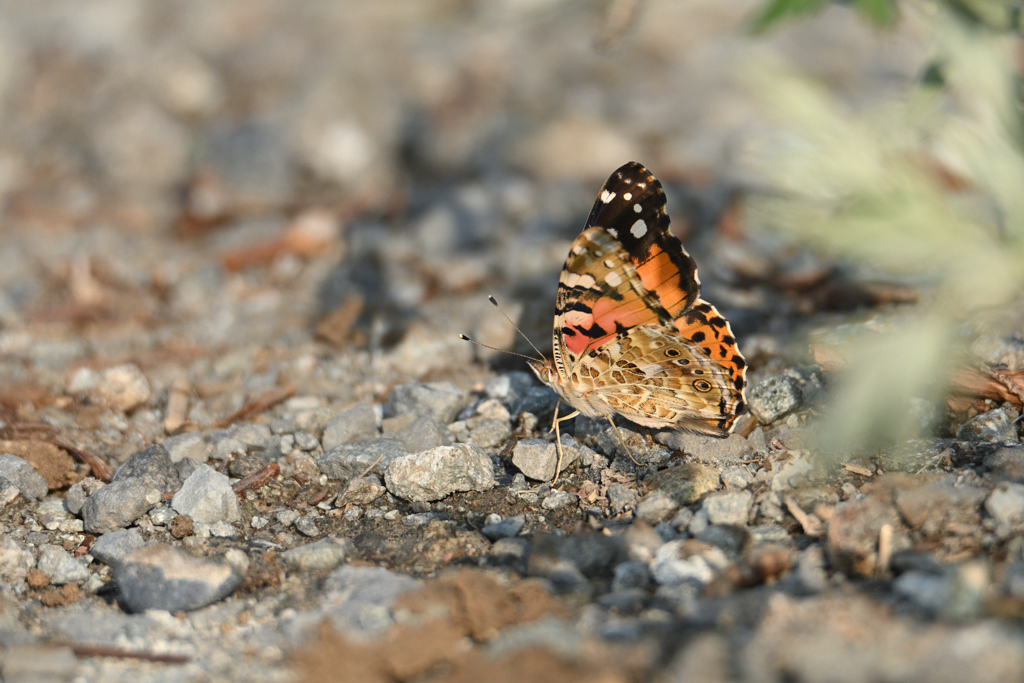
left=214, top=385, right=295, bottom=429
left=232, top=463, right=280, bottom=496
left=49, top=440, right=114, bottom=483
left=876, top=523, right=893, bottom=577
left=784, top=496, right=824, bottom=537
left=69, top=644, right=191, bottom=663
left=164, top=373, right=191, bottom=433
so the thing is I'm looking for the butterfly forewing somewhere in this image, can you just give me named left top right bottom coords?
left=585, top=162, right=701, bottom=319
left=554, top=228, right=668, bottom=363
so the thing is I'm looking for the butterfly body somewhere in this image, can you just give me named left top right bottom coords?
left=528, top=162, right=747, bottom=438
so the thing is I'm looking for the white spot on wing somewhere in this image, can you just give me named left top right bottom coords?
left=633, top=204, right=642, bottom=213
left=607, top=228, right=618, bottom=238
left=623, top=192, right=632, bottom=200
left=600, top=190, right=616, bottom=203
left=603, top=259, right=615, bottom=268
left=630, top=220, right=647, bottom=238
left=605, top=271, right=623, bottom=287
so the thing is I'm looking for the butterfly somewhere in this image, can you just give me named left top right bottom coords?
left=527, top=162, right=747, bottom=474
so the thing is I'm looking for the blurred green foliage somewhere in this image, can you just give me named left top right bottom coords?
left=752, top=0, right=1024, bottom=33
left=752, top=0, right=897, bottom=32
left=743, top=0, right=1024, bottom=454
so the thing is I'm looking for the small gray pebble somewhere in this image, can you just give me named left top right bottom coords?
left=321, top=403, right=378, bottom=449
left=36, top=498, right=72, bottom=531
left=65, top=477, right=105, bottom=516
left=634, top=492, right=680, bottom=524
left=294, top=432, right=320, bottom=452
left=490, top=537, right=531, bottom=565
left=162, top=433, right=209, bottom=464
left=482, top=514, right=525, bottom=540
left=0, top=453, right=48, bottom=500
left=319, top=439, right=408, bottom=480
left=115, top=544, right=246, bottom=613
left=721, top=466, right=752, bottom=489
left=91, top=528, right=146, bottom=566
left=148, top=505, right=176, bottom=526
left=276, top=509, right=300, bottom=526
left=82, top=479, right=161, bottom=534
left=213, top=436, right=247, bottom=461
left=232, top=424, right=272, bottom=449
left=653, top=522, right=678, bottom=542
left=402, top=512, right=446, bottom=527
left=607, top=485, right=639, bottom=514
left=171, top=465, right=241, bottom=525
left=209, top=520, right=240, bottom=538
left=388, top=415, right=450, bottom=453
left=387, top=381, right=468, bottom=424
left=512, top=437, right=587, bottom=481
left=111, top=444, right=178, bottom=492
left=336, top=476, right=386, bottom=506
left=37, top=544, right=91, bottom=584
left=295, top=514, right=321, bottom=537
left=384, top=444, right=495, bottom=502
left=542, top=490, right=577, bottom=510
left=612, top=560, right=651, bottom=592
left=747, top=375, right=803, bottom=424
left=280, top=537, right=353, bottom=572
left=704, top=490, right=753, bottom=527
left=958, top=407, right=1018, bottom=443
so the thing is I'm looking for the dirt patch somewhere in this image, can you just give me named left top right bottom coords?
left=26, top=568, right=50, bottom=589
left=291, top=568, right=641, bottom=683
left=396, top=568, right=567, bottom=640
left=39, top=584, right=80, bottom=608
left=0, top=440, right=81, bottom=490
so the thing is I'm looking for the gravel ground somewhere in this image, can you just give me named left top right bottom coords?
left=4, top=3, right=1024, bottom=683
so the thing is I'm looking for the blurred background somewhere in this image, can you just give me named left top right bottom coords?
left=0, top=0, right=1021, bottom=452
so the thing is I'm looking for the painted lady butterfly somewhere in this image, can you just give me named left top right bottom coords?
left=528, top=162, right=747, bottom=471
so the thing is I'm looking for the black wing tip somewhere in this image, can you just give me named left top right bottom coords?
left=612, top=161, right=654, bottom=182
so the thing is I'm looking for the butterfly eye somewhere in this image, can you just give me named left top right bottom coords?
left=693, top=380, right=712, bottom=392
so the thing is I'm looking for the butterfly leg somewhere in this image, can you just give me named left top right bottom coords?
left=549, top=403, right=580, bottom=482
left=606, top=417, right=642, bottom=467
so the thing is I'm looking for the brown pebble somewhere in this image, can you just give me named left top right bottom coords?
left=169, top=515, right=194, bottom=539
left=26, top=568, right=50, bottom=589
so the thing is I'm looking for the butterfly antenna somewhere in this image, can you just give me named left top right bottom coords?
left=487, top=295, right=546, bottom=360
left=458, top=334, right=541, bottom=362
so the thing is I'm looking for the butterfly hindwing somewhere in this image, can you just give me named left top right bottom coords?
left=674, top=299, right=747, bottom=414
left=587, top=324, right=741, bottom=435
